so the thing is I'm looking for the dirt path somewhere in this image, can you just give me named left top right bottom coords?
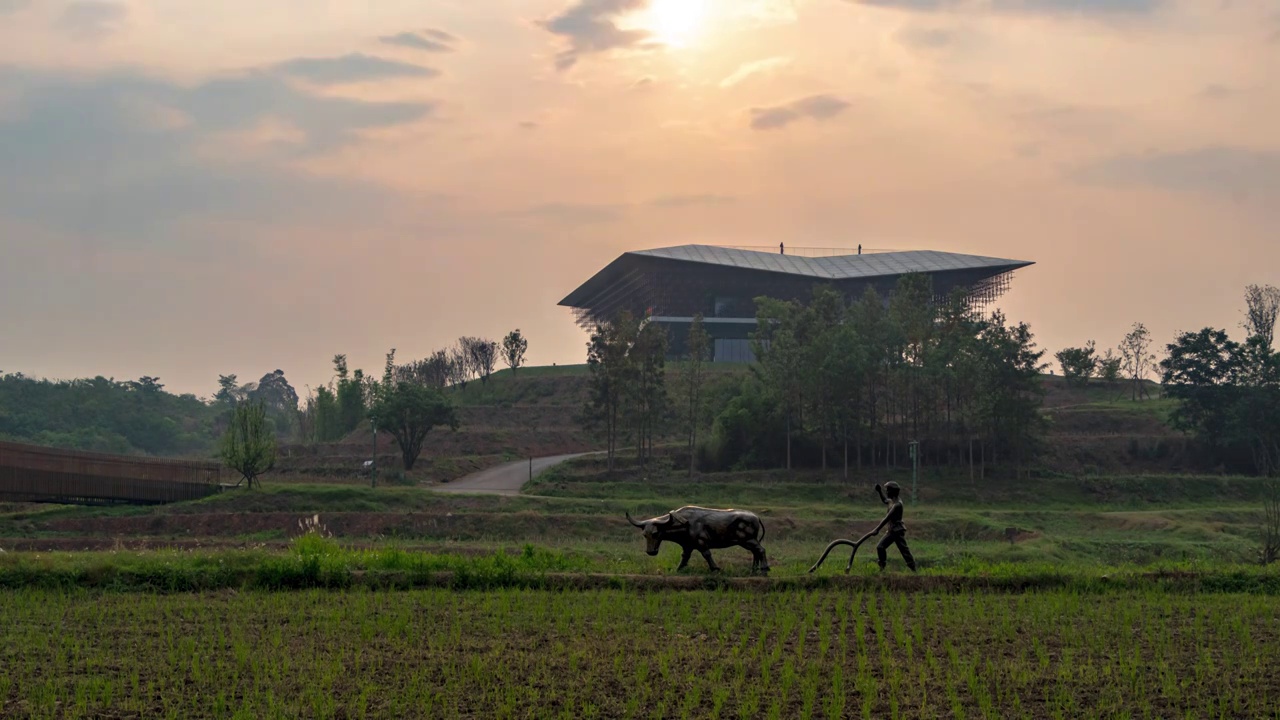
left=433, top=453, right=589, bottom=495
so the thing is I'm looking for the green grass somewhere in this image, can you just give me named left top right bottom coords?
left=2, top=586, right=1278, bottom=718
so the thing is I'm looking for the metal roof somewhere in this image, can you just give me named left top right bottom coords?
left=631, top=245, right=1033, bottom=280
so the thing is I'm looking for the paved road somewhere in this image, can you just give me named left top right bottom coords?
left=433, top=453, right=589, bottom=495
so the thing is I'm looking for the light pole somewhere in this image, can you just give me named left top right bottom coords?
left=370, top=417, right=377, bottom=489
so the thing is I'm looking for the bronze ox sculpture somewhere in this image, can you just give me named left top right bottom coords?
left=626, top=505, right=770, bottom=574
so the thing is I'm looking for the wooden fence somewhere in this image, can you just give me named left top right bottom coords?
left=0, top=441, right=224, bottom=505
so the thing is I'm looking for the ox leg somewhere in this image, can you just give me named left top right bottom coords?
left=699, top=549, right=721, bottom=573
left=743, top=541, right=770, bottom=574
left=676, top=547, right=693, bottom=571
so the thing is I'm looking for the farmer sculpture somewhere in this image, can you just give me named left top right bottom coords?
left=809, top=481, right=918, bottom=573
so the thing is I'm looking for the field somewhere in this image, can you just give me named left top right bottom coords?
left=3, top=370, right=1279, bottom=717
left=3, top=455, right=1280, bottom=718
left=3, top=585, right=1279, bottom=719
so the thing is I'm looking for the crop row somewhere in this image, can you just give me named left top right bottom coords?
left=2, top=587, right=1278, bottom=718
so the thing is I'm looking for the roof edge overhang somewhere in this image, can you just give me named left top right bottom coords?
left=560, top=247, right=1036, bottom=309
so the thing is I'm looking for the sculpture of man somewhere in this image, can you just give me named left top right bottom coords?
left=871, top=481, right=917, bottom=572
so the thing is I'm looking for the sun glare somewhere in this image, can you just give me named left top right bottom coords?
left=644, top=0, right=709, bottom=48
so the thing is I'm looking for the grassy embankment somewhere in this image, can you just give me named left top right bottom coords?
left=2, top=452, right=1277, bottom=588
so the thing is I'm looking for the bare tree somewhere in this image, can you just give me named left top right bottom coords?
left=502, top=329, right=529, bottom=375
left=1244, top=284, right=1280, bottom=351
left=1118, top=322, right=1156, bottom=401
left=449, top=343, right=472, bottom=390
left=464, top=337, right=499, bottom=384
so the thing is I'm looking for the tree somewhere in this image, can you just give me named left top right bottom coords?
left=310, top=386, right=341, bottom=442
left=249, top=369, right=300, bottom=436
left=684, top=314, right=709, bottom=477
left=1098, top=349, right=1122, bottom=389
left=467, top=338, right=499, bottom=384
left=753, top=297, right=809, bottom=470
left=1243, top=284, right=1280, bottom=352
left=421, top=350, right=455, bottom=388
left=220, top=401, right=276, bottom=489
left=332, top=355, right=367, bottom=436
left=1118, top=323, right=1156, bottom=401
left=1160, top=328, right=1243, bottom=451
left=502, top=330, right=529, bottom=375
left=215, top=374, right=247, bottom=406
left=627, top=321, right=669, bottom=467
left=584, top=313, right=639, bottom=473
left=369, top=382, right=459, bottom=471
left=1055, top=341, right=1098, bottom=387
left=128, top=376, right=164, bottom=394
left=448, top=344, right=472, bottom=390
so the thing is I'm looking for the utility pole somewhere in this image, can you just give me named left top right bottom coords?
left=371, top=417, right=377, bottom=489
left=529, top=456, right=533, bottom=482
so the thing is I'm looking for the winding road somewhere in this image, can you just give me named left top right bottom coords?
left=433, top=453, right=589, bottom=495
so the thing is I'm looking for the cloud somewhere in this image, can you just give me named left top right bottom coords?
left=379, top=29, right=458, bottom=52
left=852, top=0, right=950, bottom=10
left=849, top=0, right=1159, bottom=13
left=719, top=57, right=792, bottom=88
left=896, top=26, right=955, bottom=48
left=0, top=65, right=433, bottom=241
left=273, top=53, right=439, bottom=85
left=1198, top=84, right=1232, bottom=100
left=749, top=94, right=850, bottom=130
left=518, top=120, right=540, bottom=130
left=56, top=0, right=127, bottom=38
left=0, top=0, right=30, bottom=15
left=991, top=0, right=1159, bottom=13
left=648, top=194, right=736, bottom=208
left=540, top=0, right=649, bottom=71
left=1073, top=146, right=1280, bottom=200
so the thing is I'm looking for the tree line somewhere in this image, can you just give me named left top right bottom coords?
left=717, top=278, right=1046, bottom=476
left=582, top=275, right=1048, bottom=478
left=1, top=329, right=529, bottom=467
left=1157, top=285, right=1280, bottom=477
left=220, top=331, right=529, bottom=486
left=582, top=314, right=672, bottom=472
left=0, top=373, right=216, bottom=456
left=299, top=330, right=527, bottom=444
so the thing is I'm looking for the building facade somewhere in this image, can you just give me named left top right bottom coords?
left=559, top=245, right=1034, bottom=362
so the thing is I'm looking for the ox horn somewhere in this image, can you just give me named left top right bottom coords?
left=625, top=512, right=644, bottom=528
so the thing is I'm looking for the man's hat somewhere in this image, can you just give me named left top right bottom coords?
left=883, top=481, right=901, bottom=494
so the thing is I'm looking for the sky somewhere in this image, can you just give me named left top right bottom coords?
left=1, top=0, right=1277, bottom=398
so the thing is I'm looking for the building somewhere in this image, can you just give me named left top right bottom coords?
left=559, top=244, right=1034, bottom=362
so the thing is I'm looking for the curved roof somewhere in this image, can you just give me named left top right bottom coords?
left=631, top=245, right=1034, bottom=280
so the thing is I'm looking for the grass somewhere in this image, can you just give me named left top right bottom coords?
left=5, top=438, right=1280, bottom=717
left=2, top=584, right=1279, bottom=718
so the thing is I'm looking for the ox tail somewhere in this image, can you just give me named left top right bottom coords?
left=757, top=517, right=766, bottom=544
left=807, top=538, right=861, bottom=574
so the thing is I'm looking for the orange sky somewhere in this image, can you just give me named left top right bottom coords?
left=1, top=0, right=1277, bottom=396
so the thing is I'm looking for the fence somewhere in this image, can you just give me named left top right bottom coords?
left=0, top=441, right=224, bottom=505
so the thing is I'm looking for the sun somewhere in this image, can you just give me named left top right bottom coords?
left=643, top=0, right=709, bottom=48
